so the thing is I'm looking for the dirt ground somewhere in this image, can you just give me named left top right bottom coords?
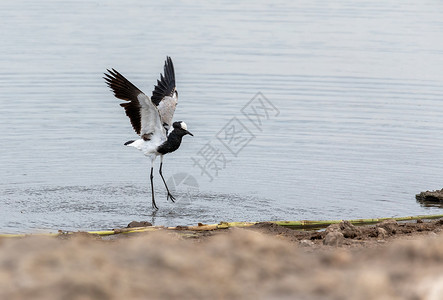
left=1, top=219, right=443, bottom=300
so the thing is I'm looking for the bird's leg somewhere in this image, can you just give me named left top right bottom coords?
left=150, top=165, right=158, bottom=210
left=159, top=156, right=176, bottom=202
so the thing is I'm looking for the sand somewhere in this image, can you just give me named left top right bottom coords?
left=1, top=219, right=443, bottom=299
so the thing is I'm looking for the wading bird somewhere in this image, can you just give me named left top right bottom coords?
left=104, top=57, right=193, bottom=209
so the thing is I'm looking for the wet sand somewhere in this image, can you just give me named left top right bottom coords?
left=1, top=219, right=443, bottom=299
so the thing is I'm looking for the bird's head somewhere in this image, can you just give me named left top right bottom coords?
left=172, top=121, right=193, bottom=136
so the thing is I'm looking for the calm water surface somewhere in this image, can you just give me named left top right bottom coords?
left=1, top=1, right=443, bottom=233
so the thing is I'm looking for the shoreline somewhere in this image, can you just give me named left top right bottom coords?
left=1, top=218, right=443, bottom=299
left=2, top=213, right=443, bottom=238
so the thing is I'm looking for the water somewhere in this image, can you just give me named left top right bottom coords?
left=1, top=1, right=443, bottom=233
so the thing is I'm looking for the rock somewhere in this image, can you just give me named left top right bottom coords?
left=377, top=227, right=387, bottom=239
left=299, top=239, right=314, bottom=247
left=323, top=232, right=344, bottom=246
left=127, top=221, right=153, bottom=228
left=339, top=221, right=361, bottom=238
left=416, top=189, right=443, bottom=203
left=325, top=224, right=341, bottom=233
left=376, top=219, right=398, bottom=235
left=325, top=221, right=361, bottom=239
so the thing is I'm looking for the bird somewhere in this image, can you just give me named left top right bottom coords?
left=104, top=57, right=193, bottom=209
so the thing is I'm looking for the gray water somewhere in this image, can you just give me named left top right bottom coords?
left=1, top=1, right=443, bottom=233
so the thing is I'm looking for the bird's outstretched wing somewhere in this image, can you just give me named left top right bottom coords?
left=104, top=69, right=165, bottom=140
left=151, top=56, right=178, bottom=131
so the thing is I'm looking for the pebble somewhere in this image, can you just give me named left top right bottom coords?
left=299, top=239, right=315, bottom=247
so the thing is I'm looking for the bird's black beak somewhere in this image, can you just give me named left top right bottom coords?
left=186, top=130, right=194, bottom=136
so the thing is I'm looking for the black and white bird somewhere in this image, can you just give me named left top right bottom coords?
left=104, top=57, right=193, bottom=209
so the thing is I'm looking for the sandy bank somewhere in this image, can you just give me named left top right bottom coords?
left=1, top=219, right=443, bottom=299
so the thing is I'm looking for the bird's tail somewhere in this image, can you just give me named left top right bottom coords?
left=124, top=139, right=145, bottom=151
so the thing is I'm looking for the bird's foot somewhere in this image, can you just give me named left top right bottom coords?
left=152, top=201, right=159, bottom=210
left=167, top=193, right=176, bottom=203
